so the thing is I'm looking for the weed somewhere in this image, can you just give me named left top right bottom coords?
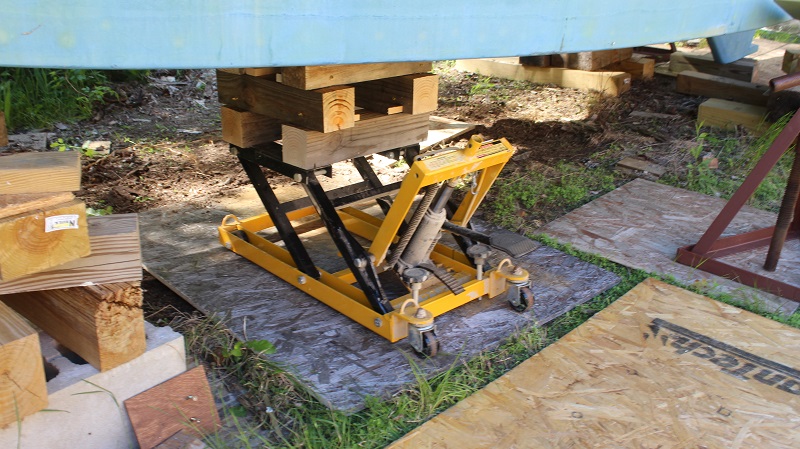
left=755, top=29, right=800, bottom=43
left=468, top=76, right=495, bottom=96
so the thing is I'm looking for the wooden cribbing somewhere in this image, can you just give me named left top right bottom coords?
left=677, top=71, right=768, bottom=106
left=0, top=301, right=47, bottom=427
left=2, top=282, right=145, bottom=371
left=220, top=106, right=282, bottom=148
left=604, top=55, right=655, bottom=80
left=0, top=214, right=142, bottom=295
left=0, top=112, right=7, bottom=147
left=281, top=112, right=430, bottom=169
left=669, top=52, right=758, bottom=82
left=550, top=49, right=634, bottom=71
left=354, top=73, right=439, bottom=115
left=0, top=151, right=81, bottom=195
left=281, top=62, right=432, bottom=90
left=216, top=70, right=355, bottom=133
left=698, top=98, right=768, bottom=133
left=0, top=199, right=90, bottom=281
left=0, top=192, right=74, bottom=220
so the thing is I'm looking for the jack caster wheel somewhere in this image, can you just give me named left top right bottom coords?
left=419, top=331, right=440, bottom=358
left=509, top=286, right=534, bottom=313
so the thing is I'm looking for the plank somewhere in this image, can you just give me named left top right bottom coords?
left=220, top=106, right=282, bottom=148
left=280, top=62, right=432, bottom=90
left=0, top=214, right=142, bottom=295
left=550, top=48, right=634, bottom=71
left=216, top=70, right=355, bottom=133
left=604, top=55, right=655, bottom=80
left=0, top=191, right=74, bottom=220
left=389, top=278, right=800, bottom=448
left=421, top=116, right=476, bottom=150
left=2, top=282, right=145, bottom=371
left=354, top=73, right=438, bottom=116
left=669, top=52, right=758, bottom=82
left=0, top=112, right=7, bottom=147
left=0, top=151, right=81, bottom=195
left=0, top=301, right=47, bottom=428
left=281, top=112, right=430, bottom=169
left=676, top=71, right=769, bottom=106
left=125, top=366, right=220, bottom=449
left=615, top=156, right=667, bottom=177
left=698, top=98, right=768, bottom=133
left=455, top=58, right=631, bottom=96
left=0, top=199, right=90, bottom=281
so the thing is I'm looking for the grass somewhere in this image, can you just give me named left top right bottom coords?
left=755, top=29, right=800, bottom=44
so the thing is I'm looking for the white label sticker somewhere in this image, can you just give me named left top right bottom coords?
left=45, top=214, right=80, bottom=232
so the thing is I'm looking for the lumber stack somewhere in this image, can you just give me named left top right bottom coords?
left=0, top=151, right=145, bottom=427
left=217, top=62, right=438, bottom=169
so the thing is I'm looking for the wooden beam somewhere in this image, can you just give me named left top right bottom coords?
left=0, top=300, right=47, bottom=427
left=676, top=71, right=768, bottom=106
left=0, top=214, right=142, bottom=295
left=782, top=48, right=800, bottom=74
left=0, top=112, right=7, bottom=147
left=605, top=55, right=655, bottom=80
left=281, top=112, right=430, bottom=169
left=0, top=151, right=81, bottom=195
left=0, top=192, right=74, bottom=220
left=220, top=106, right=282, bottom=148
left=2, top=282, right=145, bottom=372
left=217, top=70, right=355, bottom=133
left=551, top=49, right=634, bottom=71
left=669, top=52, right=757, bottom=82
left=217, top=67, right=281, bottom=77
left=0, top=199, right=90, bottom=281
left=455, top=58, right=631, bottom=96
left=280, top=62, right=433, bottom=90
left=698, top=98, right=768, bottom=133
left=354, top=73, right=439, bottom=115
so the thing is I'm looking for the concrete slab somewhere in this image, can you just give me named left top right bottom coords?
left=542, top=178, right=799, bottom=315
left=0, top=323, right=187, bottom=449
left=139, top=196, right=619, bottom=411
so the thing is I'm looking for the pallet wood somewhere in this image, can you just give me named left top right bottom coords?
left=676, top=71, right=768, bottom=105
left=0, top=199, right=90, bottom=281
left=0, top=151, right=81, bottom=195
left=281, top=112, right=430, bottom=169
left=0, top=301, right=47, bottom=428
left=604, top=55, right=655, bottom=80
left=669, top=52, right=758, bottom=82
left=698, top=98, right=768, bottom=133
left=0, top=214, right=141, bottom=295
left=389, top=278, right=800, bottom=448
left=455, top=58, right=631, bottom=96
left=551, top=48, right=633, bottom=71
left=0, top=192, right=74, bottom=220
left=0, top=112, right=7, bottom=147
left=125, top=366, right=220, bottom=449
left=280, top=62, right=432, bottom=90
left=354, top=73, right=438, bottom=116
left=216, top=70, right=355, bottom=133
left=220, top=106, right=282, bottom=148
left=2, top=282, right=145, bottom=371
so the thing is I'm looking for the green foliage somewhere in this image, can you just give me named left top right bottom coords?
left=222, top=339, right=276, bottom=361
left=468, top=76, right=495, bottom=96
left=755, top=29, right=800, bottom=43
left=86, top=205, right=114, bottom=217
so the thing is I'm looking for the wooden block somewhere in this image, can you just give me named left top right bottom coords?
left=220, top=106, right=282, bottom=148
left=388, top=278, right=800, bottom=448
left=280, top=62, right=432, bottom=90
left=281, top=112, right=430, bottom=169
left=781, top=48, right=800, bottom=74
left=2, top=282, right=145, bottom=371
left=0, top=192, right=74, bottom=220
left=216, top=67, right=281, bottom=77
left=519, top=55, right=551, bottom=67
left=669, top=52, right=757, bottom=82
left=605, top=55, right=655, bottom=80
left=698, top=98, right=768, bottom=133
left=0, top=214, right=142, bottom=295
left=616, top=156, right=667, bottom=177
left=0, top=301, right=47, bottom=428
left=0, top=112, right=7, bottom=147
left=421, top=116, right=476, bottom=151
left=455, top=58, right=631, bottom=96
left=551, top=49, right=634, bottom=71
left=676, top=71, right=768, bottom=106
left=354, top=73, right=439, bottom=116
left=0, top=199, right=90, bottom=281
left=125, top=366, right=221, bottom=449
left=217, top=70, right=355, bottom=133
left=0, top=151, right=81, bottom=195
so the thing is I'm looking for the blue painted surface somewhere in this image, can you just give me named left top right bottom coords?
left=708, top=31, right=760, bottom=64
left=0, top=1, right=792, bottom=69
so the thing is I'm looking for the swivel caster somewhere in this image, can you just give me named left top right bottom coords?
left=409, top=324, right=439, bottom=358
left=509, top=285, right=534, bottom=313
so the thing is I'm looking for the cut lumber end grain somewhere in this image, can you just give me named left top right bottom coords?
left=0, top=112, right=7, bottom=147
left=0, top=192, right=75, bottom=220
left=220, top=106, right=282, bottom=148
left=676, top=71, right=768, bottom=106
left=0, top=151, right=81, bottom=195
left=2, top=282, right=145, bottom=372
left=781, top=48, right=800, bottom=74
left=698, top=98, right=768, bottom=133
left=280, top=62, right=433, bottom=90
left=669, top=52, right=757, bottom=83
left=0, top=199, right=91, bottom=281
left=355, top=73, right=439, bottom=115
left=0, top=301, right=47, bottom=427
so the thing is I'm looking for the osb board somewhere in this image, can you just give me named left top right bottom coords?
left=139, top=203, right=619, bottom=411
left=542, top=178, right=799, bottom=315
left=389, top=278, right=800, bottom=449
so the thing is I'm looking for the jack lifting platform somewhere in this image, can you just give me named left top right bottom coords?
left=218, top=136, right=536, bottom=356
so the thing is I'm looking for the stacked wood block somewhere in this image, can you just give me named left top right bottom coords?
left=0, top=151, right=145, bottom=427
left=217, top=62, right=438, bottom=169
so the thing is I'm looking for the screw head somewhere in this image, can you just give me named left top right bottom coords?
left=298, top=275, right=307, bottom=285
left=293, top=173, right=303, bottom=182
left=374, top=318, right=382, bottom=328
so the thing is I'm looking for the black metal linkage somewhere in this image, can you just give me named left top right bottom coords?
left=303, top=172, right=394, bottom=314
left=237, top=155, right=320, bottom=279
left=352, top=157, right=393, bottom=216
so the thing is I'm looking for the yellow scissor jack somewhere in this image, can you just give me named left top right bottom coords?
left=219, top=136, right=534, bottom=356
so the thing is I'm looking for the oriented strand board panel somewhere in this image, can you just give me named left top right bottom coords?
left=281, top=62, right=433, bottom=90
left=0, top=151, right=81, bottom=194
left=390, top=278, right=800, bottom=449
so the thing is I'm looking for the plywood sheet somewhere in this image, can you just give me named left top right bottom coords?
left=389, top=278, right=800, bottom=449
